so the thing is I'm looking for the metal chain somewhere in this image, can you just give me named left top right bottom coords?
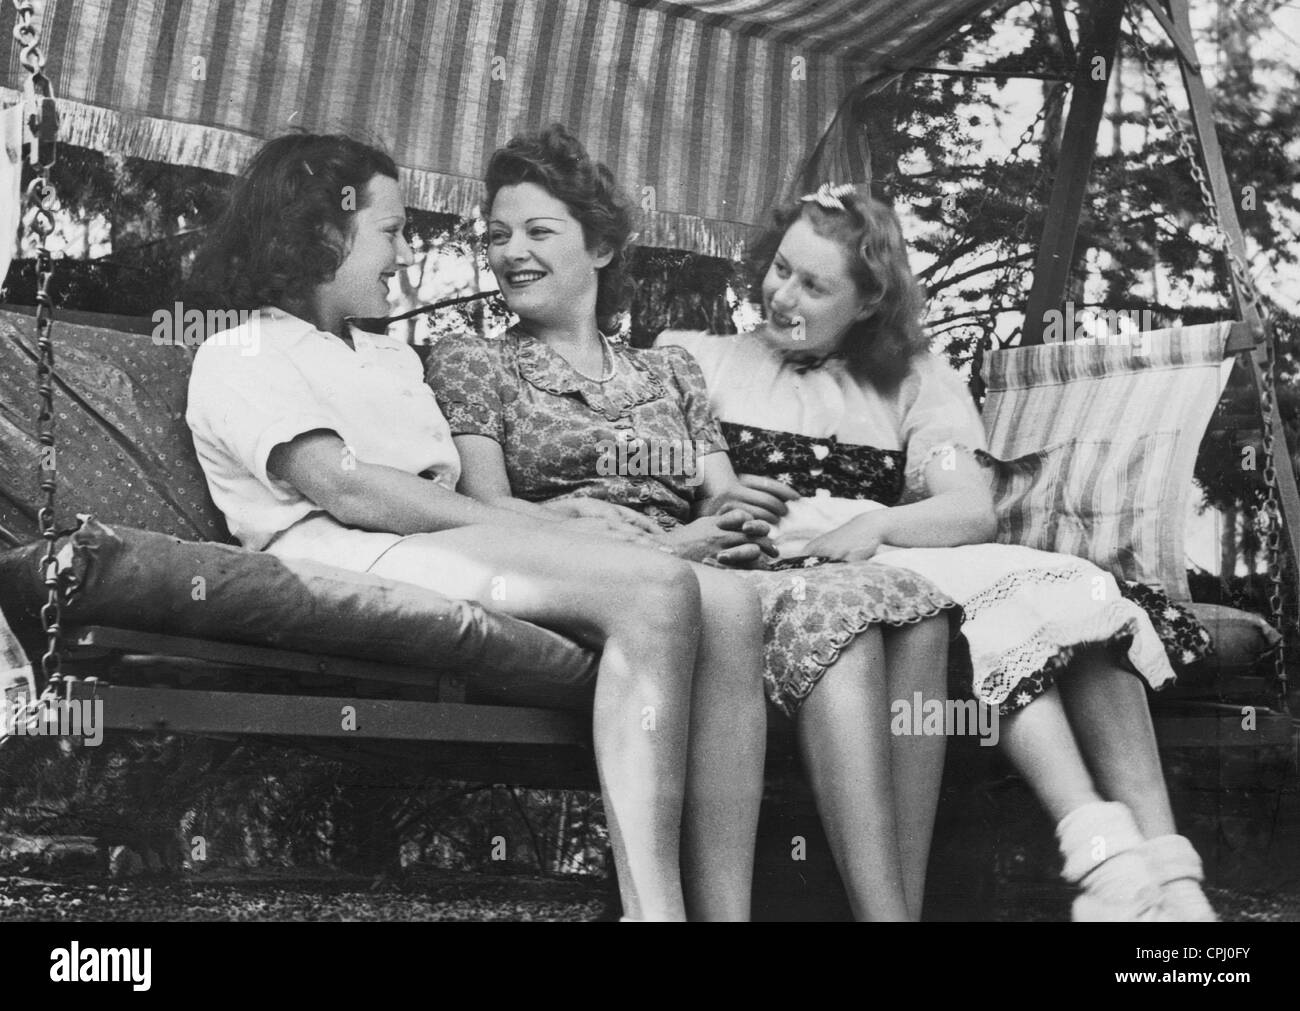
left=987, top=86, right=1064, bottom=339
left=13, top=0, right=64, bottom=692
left=1127, top=3, right=1287, bottom=708
left=934, top=86, right=1061, bottom=401
left=965, top=88, right=1063, bottom=402
left=931, top=92, right=1057, bottom=298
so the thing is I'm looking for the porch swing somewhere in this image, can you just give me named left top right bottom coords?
left=0, top=0, right=1293, bottom=783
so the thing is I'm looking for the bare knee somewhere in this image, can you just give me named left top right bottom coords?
left=604, top=552, right=701, bottom=639
left=696, top=569, right=763, bottom=635
left=899, top=614, right=950, bottom=647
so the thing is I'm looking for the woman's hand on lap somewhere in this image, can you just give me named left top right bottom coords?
left=546, top=495, right=664, bottom=534
left=803, top=512, right=887, bottom=562
left=558, top=516, right=664, bottom=549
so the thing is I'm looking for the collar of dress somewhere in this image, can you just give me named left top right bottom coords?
left=506, top=326, right=666, bottom=419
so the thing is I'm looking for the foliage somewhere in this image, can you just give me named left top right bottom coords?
left=0, top=733, right=608, bottom=877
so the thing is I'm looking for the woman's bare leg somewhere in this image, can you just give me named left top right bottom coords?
left=795, top=629, right=910, bottom=921
left=682, top=564, right=766, bottom=921
left=992, top=655, right=1186, bottom=920
left=882, top=618, right=949, bottom=920
left=996, top=691, right=1103, bottom=822
left=1056, top=647, right=1177, bottom=837
left=369, top=525, right=700, bottom=921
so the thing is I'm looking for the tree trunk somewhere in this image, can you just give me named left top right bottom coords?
left=553, top=793, right=568, bottom=873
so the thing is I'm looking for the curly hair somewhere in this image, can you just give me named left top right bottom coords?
left=748, top=189, right=928, bottom=387
left=484, top=124, right=633, bottom=333
left=187, top=133, right=399, bottom=312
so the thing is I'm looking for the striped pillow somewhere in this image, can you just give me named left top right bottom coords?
left=980, top=324, right=1229, bottom=602
left=982, top=431, right=1178, bottom=590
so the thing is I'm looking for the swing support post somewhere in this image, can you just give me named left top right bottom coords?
left=1164, top=0, right=1300, bottom=650
left=1020, top=0, right=1126, bottom=346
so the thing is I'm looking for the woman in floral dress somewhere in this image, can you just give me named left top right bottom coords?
left=426, top=125, right=992, bottom=921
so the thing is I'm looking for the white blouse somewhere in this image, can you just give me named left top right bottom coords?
left=187, top=308, right=461, bottom=555
left=657, top=330, right=989, bottom=556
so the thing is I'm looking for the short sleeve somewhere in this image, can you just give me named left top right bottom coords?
left=186, top=342, right=338, bottom=492
left=899, top=356, right=989, bottom=499
left=424, top=336, right=508, bottom=443
left=655, top=344, right=728, bottom=454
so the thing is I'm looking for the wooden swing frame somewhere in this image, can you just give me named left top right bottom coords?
left=1021, top=0, right=1300, bottom=587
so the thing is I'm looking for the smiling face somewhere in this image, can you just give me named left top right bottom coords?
left=311, top=173, right=412, bottom=334
left=486, top=181, right=611, bottom=329
left=759, top=214, right=873, bottom=358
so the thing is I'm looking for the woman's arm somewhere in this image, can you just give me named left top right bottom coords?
left=450, top=435, right=569, bottom=521
left=268, top=430, right=553, bottom=534
left=455, top=434, right=774, bottom=563
left=451, top=433, right=665, bottom=540
left=803, top=451, right=996, bottom=560
left=876, top=455, right=997, bottom=546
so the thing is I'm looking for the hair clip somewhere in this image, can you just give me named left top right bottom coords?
left=800, top=182, right=858, bottom=212
left=302, top=161, right=315, bottom=176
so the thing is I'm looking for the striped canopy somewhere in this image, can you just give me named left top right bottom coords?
left=2, top=0, right=1004, bottom=256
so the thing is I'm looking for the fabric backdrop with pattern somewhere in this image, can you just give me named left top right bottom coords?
left=1, top=0, right=1001, bottom=256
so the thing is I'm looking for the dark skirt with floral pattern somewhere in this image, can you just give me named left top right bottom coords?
left=762, top=554, right=1212, bottom=719
left=729, top=560, right=959, bottom=719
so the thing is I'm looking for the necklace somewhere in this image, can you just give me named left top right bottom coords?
left=567, top=330, right=617, bottom=383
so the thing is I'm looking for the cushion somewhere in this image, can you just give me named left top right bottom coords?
left=0, top=309, right=229, bottom=548
left=980, top=432, right=1178, bottom=589
left=1184, top=602, right=1282, bottom=678
left=981, top=324, right=1229, bottom=602
left=0, top=516, right=598, bottom=702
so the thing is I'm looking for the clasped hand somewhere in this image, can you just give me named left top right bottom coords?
left=708, top=474, right=887, bottom=561
left=702, top=474, right=800, bottom=525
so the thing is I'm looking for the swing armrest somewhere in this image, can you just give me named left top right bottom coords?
left=1225, top=320, right=1260, bottom=355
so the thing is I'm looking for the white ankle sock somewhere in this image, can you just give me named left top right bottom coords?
left=1056, top=801, right=1146, bottom=882
left=1139, top=835, right=1217, bottom=922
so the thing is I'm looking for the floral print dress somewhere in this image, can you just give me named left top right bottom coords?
left=427, top=326, right=958, bottom=716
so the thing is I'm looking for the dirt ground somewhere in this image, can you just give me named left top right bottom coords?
left=0, top=868, right=1295, bottom=922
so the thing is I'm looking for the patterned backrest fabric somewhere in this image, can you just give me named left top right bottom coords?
left=0, top=310, right=230, bottom=548
left=980, top=323, right=1230, bottom=602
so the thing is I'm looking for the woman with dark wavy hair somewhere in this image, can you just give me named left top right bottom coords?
left=185, top=132, right=775, bottom=922
left=662, top=183, right=1217, bottom=922
left=429, top=125, right=977, bottom=921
